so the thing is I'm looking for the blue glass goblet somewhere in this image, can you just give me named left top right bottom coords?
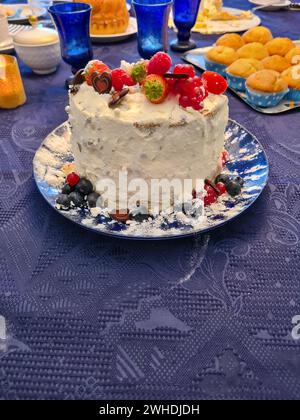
left=171, top=0, right=201, bottom=52
left=48, top=2, right=93, bottom=79
left=133, top=0, right=173, bottom=60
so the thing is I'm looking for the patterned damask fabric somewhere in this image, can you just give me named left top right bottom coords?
left=0, top=0, right=300, bottom=400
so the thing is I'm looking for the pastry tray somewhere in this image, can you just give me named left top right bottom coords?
left=182, top=41, right=300, bottom=115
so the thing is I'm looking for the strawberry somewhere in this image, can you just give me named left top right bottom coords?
left=84, top=60, right=110, bottom=86
left=147, top=52, right=172, bottom=75
left=131, top=61, right=148, bottom=84
left=143, top=74, right=169, bottom=104
left=202, top=71, right=228, bottom=95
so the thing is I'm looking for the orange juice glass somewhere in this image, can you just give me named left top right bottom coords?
left=0, top=55, right=26, bottom=109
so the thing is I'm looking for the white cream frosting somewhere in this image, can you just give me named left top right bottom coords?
left=68, top=82, right=229, bottom=206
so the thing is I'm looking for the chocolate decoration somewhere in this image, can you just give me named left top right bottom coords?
left=91, top=71, right=112, bottom=94
left=73, top=69, right=85, bottom=86
left=163, top=73, right=189, bottom=79
left=109, top=209, right=130, bottom=223
left=109, top=88, right=129, bottom=108
left=70, top=69, right=85, bottom=95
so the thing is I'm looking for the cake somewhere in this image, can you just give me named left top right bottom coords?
left=200, top=0, right=223, bottom=18
left=77, top=0, right=129, bottom=35
left=67, top=54, right=229, bottom=211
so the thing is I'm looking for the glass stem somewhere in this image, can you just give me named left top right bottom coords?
left=177, top=29, right=191, bottom=44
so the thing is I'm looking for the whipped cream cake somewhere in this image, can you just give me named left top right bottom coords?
left=67, top=54, right=229, bottom=209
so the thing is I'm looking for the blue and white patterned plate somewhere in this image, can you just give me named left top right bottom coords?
left=33, top=120, right=269, bottom=240
left=183, top=47, right=300, bottom=115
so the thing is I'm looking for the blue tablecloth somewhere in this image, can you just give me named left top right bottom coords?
left=1, top=0, right=300, bottom=400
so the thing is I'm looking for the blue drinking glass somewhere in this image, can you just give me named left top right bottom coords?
left=48, top=3, right=93, bottom=74
left=133, top=0, right=173, bottom=60
left=171, top=0, right=201, bottom=52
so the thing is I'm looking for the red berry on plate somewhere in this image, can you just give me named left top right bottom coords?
left=84, top=60, right=110, bottom=86
left=221, top=150, right=230, bottom=167
left=148, top=52, right=172, bottom=75
left=215, top=182, right=227, bottom=195
left=204, top=185, right=218, bottom=207
left=67, top=172, right=80, bottom=187
left=179, top=95, right=192, bottom=108
left=111, top=68, right=135, bottom=91
left=174, top=64, right=195, bottom=78
left=143, top=74, right=169, bottom=104
left=202, top=71, right=228, bottom=95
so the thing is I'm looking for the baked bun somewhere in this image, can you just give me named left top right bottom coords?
left=266, top=38, right=295, bottom=57
left=246, top=69, right=288, bottom=93
left=282, top=66, right=300, bottom=90
left=216, top=33, right=245, bottom=50
left=285, top=47, right=300, bottom=65
left=226, top=58, right=263, bottom=78
left=237, top=42, right=269, bottom=61
left=206, top=46, right=239, bottom=66
left=242, top=26, right=273, bottom=45
left=262, top=55, right=291, bottom=73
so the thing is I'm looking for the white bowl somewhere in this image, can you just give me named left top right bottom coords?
left=14, top=40, right=61, bottom=75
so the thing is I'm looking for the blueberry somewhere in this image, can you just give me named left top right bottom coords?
left=69, top=191, right=85, bottom=207
left=215, top=173, right=230, bottom=186
left=234, top=176, right=244, bottom=187
left=87, top=192, right=101, bottom=208
left=226, top=180, right=242, bottom=197
left=56, top=194, right=71, bottom=209
left=61, top=183, right=74, bottom=195
left=75, top=178, right=94, bottom=196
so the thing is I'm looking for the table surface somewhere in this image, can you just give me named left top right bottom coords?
left=1, top=0, right=300, bottom=401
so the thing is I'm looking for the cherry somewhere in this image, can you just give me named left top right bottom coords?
left=66, top=172, right=80, bottom=187
left=202, top=71, right=228, bottom=95
left=204, top=185, right=218, bottom=206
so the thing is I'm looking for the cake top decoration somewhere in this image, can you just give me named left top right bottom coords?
left=76, top=52, right=228, bottom=110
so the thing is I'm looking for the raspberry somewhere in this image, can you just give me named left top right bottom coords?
left=111, top=68, right=135, bottom=91
left=66, top=172, right=80, bottom=187
left=148, top=52, right=172, bottom=75
left=174, top=64, right=195, bottom=78
left=179, top=95, right=192, bottom=108
left=204, top=185, right=218, bottom=206
left=84, top=60, right=110, bottom=86
left=215, top=182, right=227, bottom=195
left=190, top=97, right=203, bottom=111
left=202, top=71, right=228, bottom=95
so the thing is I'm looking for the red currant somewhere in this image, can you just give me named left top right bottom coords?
left=202, top=71, right=228, bottom=95
left=190, top=97, right=203, bottom=111
left=204, top=185, right=218, bottom=206
left=148, top=52, right=172, bottom=75
left=174, top=64, right=195, bottom=78
left=215, top=182, right=227, bottom=195
left=179, top=95, right=192, bottom=108
left=67, top=172, right=80, bottom=187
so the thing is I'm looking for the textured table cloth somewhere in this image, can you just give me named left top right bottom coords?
left=1, top=0, right=300, bottom=400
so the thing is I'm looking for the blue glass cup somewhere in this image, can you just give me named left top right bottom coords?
left=171, top=0, right=201, bottom=52
left=48, top=3, right=93, bottom=74
left=133, top=0, right=173, bottom=60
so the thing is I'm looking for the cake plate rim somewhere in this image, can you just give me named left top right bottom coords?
left=33, top=119, right=269, bottom=241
